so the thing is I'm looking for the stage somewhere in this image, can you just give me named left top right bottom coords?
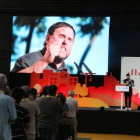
left=77, top=107, right=140, bottom=136
left=8, top=73, right=140, bottom=136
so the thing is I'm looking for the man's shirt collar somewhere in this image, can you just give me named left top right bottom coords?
left=0, top=90, right=4, bottom=94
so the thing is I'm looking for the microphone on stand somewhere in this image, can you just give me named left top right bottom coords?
left=74, top=62, right=83, bottom=74
left=82, top=62, right=92, bottom=73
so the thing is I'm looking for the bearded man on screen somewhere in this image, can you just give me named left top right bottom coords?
left=11, top=22, right=75, bottom=73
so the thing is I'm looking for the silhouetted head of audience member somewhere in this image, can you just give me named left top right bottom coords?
left=56, top=94, right=66, bottom=106
left=4, top=86, right=11, bottom=96
left=30, top=88, right=37, bottom=101
left=58, top=92, right=63, bottom=95
left=68, top=90, right=75, bottom=97
left=48, top=84, right=58, bottom=97
left=39, top=92, right=43, bottom=97
left=21, top=85, right=31, bottom=98
left=43, top=85, right=49, bottom=96
left=11, top=87, right=25, bottom=104
left=0, top=74, right=7, bottom=91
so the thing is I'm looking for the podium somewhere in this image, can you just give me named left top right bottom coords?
left=115, top=86, right=129, bottom=110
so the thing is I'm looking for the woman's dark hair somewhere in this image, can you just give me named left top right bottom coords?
left=11, top=87, right=25, bottom=104
left=56, top=94, right=66, bottom=106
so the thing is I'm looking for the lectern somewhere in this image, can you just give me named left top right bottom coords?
left=115, top=86, right=129, bottom=110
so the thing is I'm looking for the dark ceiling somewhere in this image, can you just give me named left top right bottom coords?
left=0, top=1, right=140, bottom=15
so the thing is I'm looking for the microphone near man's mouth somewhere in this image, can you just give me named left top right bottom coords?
left=74, top=62, right=92, bottom=74
left=74, top=62, right=83, bottom=74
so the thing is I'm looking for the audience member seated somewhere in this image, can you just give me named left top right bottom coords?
left=0, top=74, right=17, bottom=140
left=37, top=84, right=63, bottom=140
left=30, top=88, right=37, bottom=101
left=11, top=87, right=30, bottom=140
left=21, top=85, right=40, bottom=140
left=66, top=90, right=79, bottom=140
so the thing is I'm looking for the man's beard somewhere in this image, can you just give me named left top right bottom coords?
left=53, top=56, right=66, bottom=64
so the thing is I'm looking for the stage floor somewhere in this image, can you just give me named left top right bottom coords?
left=77, top=133, right=140, bottom=140
left=77, top=107, right=140, bottom=136
left=79, top=107, right=140, bottom=112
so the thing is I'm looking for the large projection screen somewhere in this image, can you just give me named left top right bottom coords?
left=11, top=16, right=110, bottom=75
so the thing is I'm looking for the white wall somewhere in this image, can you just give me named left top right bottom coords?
left=121, top=57, right=140, bottom=98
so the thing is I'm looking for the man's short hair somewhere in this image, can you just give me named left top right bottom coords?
left=12, top=87, right=25, bottom=104
left=48, top=22, right=75, bottom=36
left=58, top=92, right=63, bottom=95
left=31, top=88, right=37, bottom=97
left=43, top=85, right=49, bottom=96
left=0, top=74, right=7, bottom=89
left=48, top=84, right=58, bottom=97
left=44, top=22, right=75, bottom=47
left=5, top=86, right=10, bottom=96
left=68, top=90, right=75, bottom=97
left=126, top=73, right=130, bottom=76
left=21, top=85, right=31, bottom=98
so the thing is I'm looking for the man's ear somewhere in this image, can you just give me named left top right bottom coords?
left=29, top=94, right=32, bottom=98
left=46, top=34, right=51, bottom=44
left=3, top=83, right=7, bottom=90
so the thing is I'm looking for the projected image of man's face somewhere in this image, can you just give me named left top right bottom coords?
left=45, top=26, right=74, bottom=62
